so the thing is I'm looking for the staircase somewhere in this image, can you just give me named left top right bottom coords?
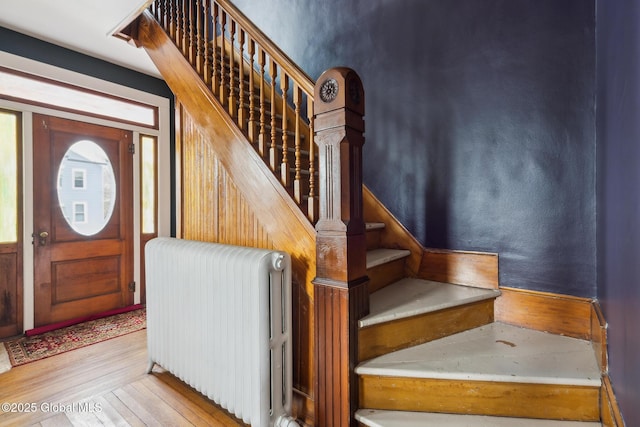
left=127, top=2, right=606, bottom=425
left=356, top=219, right=602, bottom=426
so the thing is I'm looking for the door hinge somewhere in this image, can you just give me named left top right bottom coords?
left=128, top=282, right=136, bottom=292
left=128, top=142, right=135, bottom=154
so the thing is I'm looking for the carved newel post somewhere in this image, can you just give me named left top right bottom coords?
left=313, top=67, right=369, bottom=426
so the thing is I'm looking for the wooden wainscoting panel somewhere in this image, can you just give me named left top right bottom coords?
left=359, top=375, right=600, bottom=421
left=0, top=251, right=20, bottom=337
left=180, top=101, right=274, bottom=248
left=175, top=100, right=315, bottom=410
left=315, top=281, right=369, bottom=427
left=418, top=249, right=499, bottom=290
left=358, top=299, right=494, bottom=362
left=494, top=287, right=593, bottom=339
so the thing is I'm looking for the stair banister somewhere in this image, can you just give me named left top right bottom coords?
left=313, top=67, right=369, bottom=427
left=149, top=0, right=319, bottom=221
left=141, top=3, right=371, bottom=425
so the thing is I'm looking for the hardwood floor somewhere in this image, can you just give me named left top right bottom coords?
left=0, top=330, right=245, bottom=426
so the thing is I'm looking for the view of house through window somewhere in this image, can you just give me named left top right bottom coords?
left=141, top=135, right=157, bottom=234
left=56, top=140, right=116, bottom=236
left=0, top=110, right=19, bottom=243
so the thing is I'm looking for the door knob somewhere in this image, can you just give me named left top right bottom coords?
left=38, top=231, right=49, bottom=246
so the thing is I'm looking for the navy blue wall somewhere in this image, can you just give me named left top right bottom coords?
left=232, top=0, right=597, bottom=297
left=597, top=1, right=640, bottom=424
left=0, top=27, right=177, bottom=236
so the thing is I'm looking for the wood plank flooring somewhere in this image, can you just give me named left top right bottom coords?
left=0, top=330, right=245, bottom=426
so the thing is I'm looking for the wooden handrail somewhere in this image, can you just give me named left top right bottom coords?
left=210, top=0, right=315, bottom=96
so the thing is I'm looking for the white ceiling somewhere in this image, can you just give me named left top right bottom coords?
left=0, top=0, right=161, bottom=78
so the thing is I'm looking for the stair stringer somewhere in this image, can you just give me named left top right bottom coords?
left=136, top=11, right=317, bottom=425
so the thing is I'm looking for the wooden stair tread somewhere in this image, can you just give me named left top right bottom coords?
left=359, top=278, right=500, bottom=328
left=356, top=322, right=601, bottom=387
left=355, top=409, right=603, bottom=427
left=367, top=248, right=411, bottom=269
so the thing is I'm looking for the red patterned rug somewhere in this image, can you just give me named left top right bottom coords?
left=3, top=308, right=146, bottom=367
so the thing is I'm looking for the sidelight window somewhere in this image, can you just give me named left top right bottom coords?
left=0, top=110, right=19, bottom=243
left=141, top=135, right=157, bottom=234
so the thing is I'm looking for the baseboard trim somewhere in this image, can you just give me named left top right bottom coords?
left=418, top=249, right=499, bottom=290
left=601, top=375, right=625, bottom=427
left=494, top=287, right=593, bottom=339
left=24, top=303, right=145, bottom=337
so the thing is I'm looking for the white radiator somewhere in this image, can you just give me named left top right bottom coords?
left=145, top=237, right=299, bottom=427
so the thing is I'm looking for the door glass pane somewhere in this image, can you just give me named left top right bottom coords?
left=141, top=135, right=156, bottom=234
left=57, top=140, right=116, bottom=236
left=0, top=111, right=18, bottom=243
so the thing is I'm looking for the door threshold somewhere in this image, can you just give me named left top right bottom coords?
left=26, top=304, right=144, bottom=337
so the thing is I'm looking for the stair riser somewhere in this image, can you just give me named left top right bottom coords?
left=367, top=259, right=405, bottom=293
left=359, top=376, right=600, bottom=421
left=358, top=299, right=495, bottom=362
left=365, top=229, right=382, bottom=250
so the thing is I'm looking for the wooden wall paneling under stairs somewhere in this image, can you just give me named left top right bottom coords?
left=135, top=12, right=317, bottom=424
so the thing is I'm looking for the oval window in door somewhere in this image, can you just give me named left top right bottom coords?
left=56, top=140, right=116, bottom=236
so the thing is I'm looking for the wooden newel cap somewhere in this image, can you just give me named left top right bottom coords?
left=314, top=67, right=364, bottom=116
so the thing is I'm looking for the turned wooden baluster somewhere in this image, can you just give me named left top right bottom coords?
left=168, top=0, right=175, bottom=40
left=313, top=67, right=367, bottom=427
left=195, top=0, right=203, bottom=73
left=237, top=29, right=246, bottom=130
left=176, top=0, right=183, bottom=49
left=293, top=85, right=302, bottom=203
left=258, top=48, right=267, bottom=156
left=188, top=0, right=196, bottom=64
left=150, top=1, right=157, bottom=21
left=227, top=19, right=237, bottom=119
left=280, top=73, right=290, bottom=186
left=180, top=0, right=188, bottom=54
left=307, top=96, right=317, bottom=222
left=218, top=9, right=227, bottom=104
left=211, top=2, right=219, bottom=97
left=269, top=59, right=279, bottom=171
left=247, top=38, right=257, bottom=142
left=165, top=0, right=170, bottom=29
left=186, top=1, right=193, bottom=58
left=161, top=0, right=167, bottom=28
left=202, top=0, right=211, bottom=85
left=174, top=1, right=180, bottom=49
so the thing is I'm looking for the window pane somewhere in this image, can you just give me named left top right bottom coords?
left=141, top=135, right=156, bottom=234
left=73, top=169, right=86, bottom=189
left=0, top=111, right=18, bottom=243
left=73, top=203, right=86, bottom=223
left=57, top=140, right=116, bottom=236
left=0, top=68, right=157, bottom=129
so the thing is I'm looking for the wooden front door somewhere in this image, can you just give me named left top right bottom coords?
left=33, top=114, right=133, bottom=327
